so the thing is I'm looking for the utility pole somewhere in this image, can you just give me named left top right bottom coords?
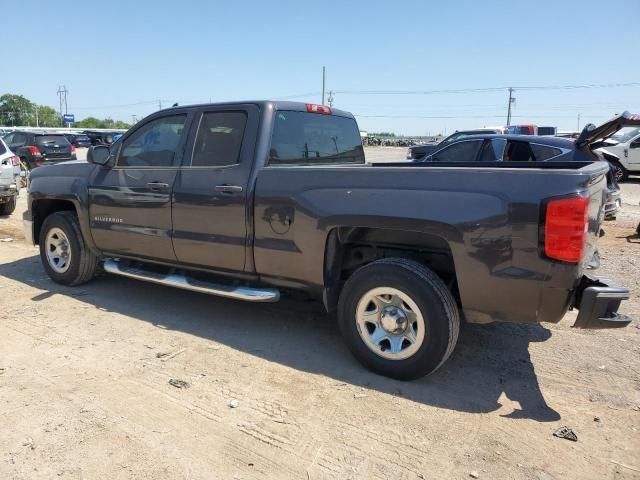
left=322, top=66, right=326, bottom=105
left=158, top=100, right=162, bottom=110
left=327, top=91, right=334, bottom=107
left=132, top=114, right=138, bottom=124
left=34, top=106, right=39, bottom=127
left=57, top=85, right=69, bottom=126
left=577, top=113, right=581, bottom=131
left=506, top=87, right=515, bottom=126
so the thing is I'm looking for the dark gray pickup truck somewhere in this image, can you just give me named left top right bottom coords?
left=23, top=102, right=635, bottom=379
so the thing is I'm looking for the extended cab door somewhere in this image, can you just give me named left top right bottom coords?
left=88, top=111, right=191, bottom=261
left=171, top=105, right=259, bottom=272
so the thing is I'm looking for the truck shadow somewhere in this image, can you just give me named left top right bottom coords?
left=1, top=255, right=560, bottom=422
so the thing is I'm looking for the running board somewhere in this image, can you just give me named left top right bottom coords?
left=103, top=259, right=280, bottom=302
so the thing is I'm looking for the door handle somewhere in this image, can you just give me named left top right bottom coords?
left=147, top=181, right=170, bottom=191
left=215, top=184, right=243, bottom=193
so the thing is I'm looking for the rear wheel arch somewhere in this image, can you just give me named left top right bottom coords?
left=323, top=226, right=460, bottom=312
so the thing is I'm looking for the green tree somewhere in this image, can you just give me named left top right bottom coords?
left=36, top=105, right=60, bottom=127
left=0, top=94, right=35, bottom=126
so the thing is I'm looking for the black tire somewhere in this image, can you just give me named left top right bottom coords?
left=0, top=196, right=16, bottom=215
left=611, top=161, right=629, bottom=182
left=39, top=211, right=99, bottom=286
left=338, top=258, right=460, bottom=380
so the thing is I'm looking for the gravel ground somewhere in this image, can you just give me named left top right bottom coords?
left=0, top=157, right=639, bottom=480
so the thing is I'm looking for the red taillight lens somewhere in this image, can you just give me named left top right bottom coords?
left=11, top=155, right=20, bottom=166
left=306, top=103, right=332, bottom=115
left=70, top=145, right=76, bottom=154
left=27, top=146, right=41, bottom=156
left=544, top=196, right=589, bottom=263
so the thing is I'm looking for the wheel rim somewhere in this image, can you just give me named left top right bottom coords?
left=355, top=287, right=426, bottom=361
left=45, top=227, right=72, bottom=273
left=614, top=165, right=624, bottom=182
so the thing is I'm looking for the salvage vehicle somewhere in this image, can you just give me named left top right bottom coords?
left=595, top=127, right=640, bottom=182
left=2, top=131, right=76, bottom=170
left=421, top=133, right=622, bottom=219
left=406, top=128, right=502, bottom=160
left=0, top=137, right=20, bottom=215
left=23, top=103, right=638, bottom=380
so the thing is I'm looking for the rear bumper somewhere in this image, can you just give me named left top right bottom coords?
left=573, top=275, right=632, bottom=329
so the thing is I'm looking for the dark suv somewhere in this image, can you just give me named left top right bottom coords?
left=3, top=131, right=76, bottom=170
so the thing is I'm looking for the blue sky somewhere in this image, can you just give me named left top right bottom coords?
left=4, top=0, right=639, bottom=135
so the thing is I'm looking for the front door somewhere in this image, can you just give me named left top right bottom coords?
left=171, top=105, right=259, bottom=271
left=88, top=112, right=191, bottom=261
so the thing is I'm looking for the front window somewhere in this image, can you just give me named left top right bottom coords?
left=117, top=115, right=186, bottom=167
left=269, top=111, right=364, bottom=165
left=431, top=140, right=483, bottom=162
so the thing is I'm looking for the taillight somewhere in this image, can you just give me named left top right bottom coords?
left=70, top=144, right=76, bottom=154
left=27, top=146, right=41, bottom=156
left=306, top=104, right=332, bottom=115
left=544, top=196, right=589, bottom=263
left=11, top=155, right=20, bottom=166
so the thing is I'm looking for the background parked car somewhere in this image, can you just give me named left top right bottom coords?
left=595, top=127, right=640, bottom=182
left=406, top=128, right=503, bottom=160
left=2, top=131, right=76, bottom=170
left=64, top=133, right=92, bottom=148
left=83, top=130, right=122, bottom=145
left=421, top=133, right=621, bottom=219
left=0, top=137, right=21, bottom=215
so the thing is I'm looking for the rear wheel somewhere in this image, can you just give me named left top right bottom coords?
left=39, top=211, right=99, bottom=286
left=0, top=196, right=16, bottom=215
left=338, top=258, right=460, bottom=380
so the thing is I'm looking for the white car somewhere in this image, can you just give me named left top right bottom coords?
left=0, top=137, right=21, bottom=215
left=596, top=127, right=640, bottom=181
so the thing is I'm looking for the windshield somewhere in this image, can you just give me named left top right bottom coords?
left=35, top=135, right=71, bottom=146
left=610, top=127, right=640, bottom=144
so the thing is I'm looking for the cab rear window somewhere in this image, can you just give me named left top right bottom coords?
left=269, top=111, right=365, bottom=165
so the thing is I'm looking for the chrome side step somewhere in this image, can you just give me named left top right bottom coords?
left=103, top=259, right=280, bottom=302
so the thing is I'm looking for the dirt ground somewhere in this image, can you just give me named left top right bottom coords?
left=1, top=154, right=639, bottom=480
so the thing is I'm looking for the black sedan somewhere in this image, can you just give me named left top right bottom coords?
left=420, top=133, right=621, bottom=219
left=406, top=128, right=503, bottom=160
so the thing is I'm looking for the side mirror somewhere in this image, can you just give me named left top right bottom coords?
left=87, top=145, right=111, bottom=166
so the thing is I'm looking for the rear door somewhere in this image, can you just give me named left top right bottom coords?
left=171, top=104, right=259, bottom=271
left=88, top=111, right=192, bottom=261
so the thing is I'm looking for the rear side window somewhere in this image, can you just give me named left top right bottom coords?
left=0, top=140, right=6, bottom=155
left=530, top=143, right=563, bottom=161
left=269, top=111, right=364, bottom=165
left=191, top=111, right=247, bottom=167
left=504, top=141, right=534, bottom=161
left=479, top=138, right=507, bottom=161
left=35, top=135, right=70, bottom=146
left=431, top=140, right=483, bottom=162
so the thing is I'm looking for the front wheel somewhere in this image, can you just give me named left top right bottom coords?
left=611, top=161, right=629, bottom=182
left=39, top=211, right=99, bottom=286
left=338, top=258, right=460, bottom=380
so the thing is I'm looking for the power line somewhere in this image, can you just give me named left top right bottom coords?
left=333, top=82, right=640, bottom=96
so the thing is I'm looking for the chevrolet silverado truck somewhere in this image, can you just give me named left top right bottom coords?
left=23, top=103, right=637, bottom=380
